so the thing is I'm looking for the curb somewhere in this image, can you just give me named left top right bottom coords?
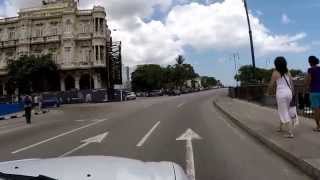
left=213, top=99, right=320, bottom=180
left=0, top=110, right=49, bottom=121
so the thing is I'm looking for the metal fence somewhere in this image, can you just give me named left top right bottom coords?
left=229, top=85, right=314, bottom=118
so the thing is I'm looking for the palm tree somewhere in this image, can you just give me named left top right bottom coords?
left=175, top=55, right=185, bottom=65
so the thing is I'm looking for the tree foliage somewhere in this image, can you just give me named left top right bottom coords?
left=131, top=64, right=164, bottom=91
left=131, top=55, right=208, bottom=91
left=235, top=65, right=305, bottom=85
left=201, top=76, right=218, bottom=88
left=6, top=54, right=59, bottom=94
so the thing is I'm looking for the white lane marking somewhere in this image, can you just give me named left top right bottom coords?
left=60, top=132, right=109, bottom=157
left=176, top=129, right=202, bottom=180
left=75, top=119, right=106, bottom=123
left=75, top=120, right=86, bottom=122
left=177, top=102, right=185, bottom=108
left=136, top=121, right=161, bottom=147
left=12, top=118, right=108, bottom=154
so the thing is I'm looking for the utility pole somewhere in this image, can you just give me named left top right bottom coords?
left=243, top=0, right=256, bottom=81
left=232, top=53, right=240, bottom=87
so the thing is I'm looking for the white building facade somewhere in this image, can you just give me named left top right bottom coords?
left=0, top=0, right=112, bottom=95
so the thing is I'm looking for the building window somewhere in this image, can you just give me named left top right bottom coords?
left=51, top=27, right=58, bottom=36
left=8, top=28, right=15, bottom=40
left=100, top=19, right=104, bottom=33
left=65, top=20, right=72, bottom=33
left=100, top=46, right=104, bottom=62
left=95, top=46, right=99, bottom=61
left=64, top=47, right=71, bottom=63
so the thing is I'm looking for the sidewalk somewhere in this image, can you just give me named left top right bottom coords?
left=213, top=96, right=320, bottom=179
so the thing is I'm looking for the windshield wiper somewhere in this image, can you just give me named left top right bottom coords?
left=0, top=172, right=56, bottom=180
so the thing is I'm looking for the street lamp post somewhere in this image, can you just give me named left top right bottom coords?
left=243, top=0, right=256, bottom=80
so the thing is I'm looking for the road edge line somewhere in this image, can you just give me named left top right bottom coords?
left=212, top=99, right=320, bottom=180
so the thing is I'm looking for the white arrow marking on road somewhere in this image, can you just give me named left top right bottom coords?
left=60, top=132, right=109, bottom=157
left=12, top=118, right=108, bottom=154
left=176, top=129, right=202, bottom=180
left=177, top=102, right=185, bottom=108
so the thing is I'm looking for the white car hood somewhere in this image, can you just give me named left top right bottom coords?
left=0, top=156, right=188, bottom=180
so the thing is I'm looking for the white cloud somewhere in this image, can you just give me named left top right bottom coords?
left=1, top=0, right=307, bottom=66
left=281, top=13, right=292, bottom=24
left=165, top=1, right=307, bottom=55
left=111, top=18, right=183, bottom=66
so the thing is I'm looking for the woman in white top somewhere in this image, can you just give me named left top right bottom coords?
left=267, top=57, right=295, bottom=138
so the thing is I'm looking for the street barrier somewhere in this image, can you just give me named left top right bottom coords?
left=0, top=103, right=23, bottom=116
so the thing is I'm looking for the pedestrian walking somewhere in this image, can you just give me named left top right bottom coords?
left=38, top=94, right=43, bottom=113
left=23, top=95, right=33, bottom=124
left=33, top=95, right=39, bottom=113
left=305, top=56, right=320, bottom=131
left=267, top=57, right=298, bottom=138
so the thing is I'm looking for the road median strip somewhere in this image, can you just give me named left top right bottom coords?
left=213, top=99, right=320, bottom=180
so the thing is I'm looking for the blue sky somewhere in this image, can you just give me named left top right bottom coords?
left=1, top=0, right=320, bottom=85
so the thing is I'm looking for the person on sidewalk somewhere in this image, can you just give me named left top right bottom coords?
left=306, top=56, right=320, bottom=131
left=267, top=57, right=296, bottom=138
left=23, top=95, right=33, bottom=124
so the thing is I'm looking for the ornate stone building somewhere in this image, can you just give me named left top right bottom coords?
left=0, top=0, right=112, bottom=95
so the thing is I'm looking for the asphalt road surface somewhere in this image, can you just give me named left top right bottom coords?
left=0, top=89, right=311, bottom=180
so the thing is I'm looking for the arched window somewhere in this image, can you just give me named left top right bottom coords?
left=65, top=19, right=72, bottom=33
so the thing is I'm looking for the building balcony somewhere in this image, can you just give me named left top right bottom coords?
left=1, top=40, right=18, bottom=48
left=59, top=61, right=106, bottom=70
left=31, top=37, right=45, bottom=44
left=93, top=32, right=106, bottom=38
left=18, top=38, right=30, bottom=44
left=46, top=35, right=61, bottom=42
left=77, top=33, right=92, bottom=40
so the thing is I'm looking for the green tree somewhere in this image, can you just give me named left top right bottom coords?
left=172, top=55, right=197, bottom=88
left=131, top=64, right=164, bottom=91
left=235, top=65, right=272, bottom=85
left=7, top=54, right=59, bottom=95
left=290, top=69, right=305, bottom=77
left=201, top=76, right=218, bottom=88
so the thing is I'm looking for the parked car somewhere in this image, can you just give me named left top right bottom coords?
left=168, top=89, right=181, bottom=96
left=148, top=90, right=164, bottom=97
left=42, top=96, right=60, bottom=108
left=126, top=92, right=137, bottom=100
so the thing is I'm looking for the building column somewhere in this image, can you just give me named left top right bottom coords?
left=98, top=46, right=101, bottom=63
left=75, top=76, right=80, bottom=90
left=93, top=73, right=101, bottom=89
left=60, top=77, right=66, bottom=92
left=92, top=46, right=96, bottom=62
left=2, top=82, right=7, bottom=96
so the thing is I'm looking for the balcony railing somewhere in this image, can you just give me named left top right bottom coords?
left=31, top=37, right=45, bottom=43
left=46, top=35, right=61, bottom=42
left=77, top=33, right=92, bottom=40
left=2, top=40, right=17, bottom=47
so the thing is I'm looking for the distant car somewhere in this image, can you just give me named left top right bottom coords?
left=148, top=90, right=163, bottom=97
left=126, top=92, right=137, bottom=100
left=42, top=96, right=60, bottom=108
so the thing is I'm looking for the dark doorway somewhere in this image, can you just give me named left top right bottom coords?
left=65, top=75, right=75, bottom=91
left=80, top=74, right=94, bottom=90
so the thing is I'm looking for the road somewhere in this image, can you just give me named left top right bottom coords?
left=0, top=89, right=311, bottom=180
